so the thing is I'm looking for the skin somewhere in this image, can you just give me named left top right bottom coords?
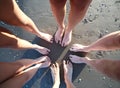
left=0, top=0, right=53, bottom=43
left=0, top=0, right=54, bottom=54
left=0, top=56, right=51, bottom=88
left=70, top=31, right=120, bottom=52
left=0, top=27, right=50, bottom=55
left=50, top=61, right=75, bottom=88
left=50, top=63, right=60, bottom=88
left=70, top=31, right=120, bottom=81
left=63, top=60, right=75, bottom=88
left=49, top=0, right=92, bottom=46
left=69, top=55, right=120, bottom=81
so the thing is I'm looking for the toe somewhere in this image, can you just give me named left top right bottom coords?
left=55, top=63, right=59, bottom=67
left=58, top=39, right=62, bottom=44
left=50, top=38, right=53, bottom=43
left=54, top=35, right=57, bottom=43
left=69, top=61, right=73, bottom=67
left=55, top=37, right=59, bottom=43
left=61, top=41, right=65, bottom=47
left=50, top=65, right=53, bottom=71
left=64, top=42, right=69, bottom=47
left=63, top=60, right=66, bottom=66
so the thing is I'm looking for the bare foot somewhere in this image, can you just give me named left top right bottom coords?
left=34, top=56, right=51, bottom=68
left=16, top=56, right=51, bottom=73
left=34, top=44, right=50, bottom=55
left=38, top=32, right=53, bottom=43
left=69, top=55, right=86, bottom=64
left=50, top=63, right=60, bottom=88
left=17, top=57, right=51, bottom=75
left=63, top=60, right=73, bottom=82
left=61, top=31, right=72, bottom=47
left=70, top=44, right=89, bottom=52
left=55, top=27, right=65, bottom=44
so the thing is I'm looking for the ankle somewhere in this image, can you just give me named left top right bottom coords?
left=58, top=23, right=65, bottom=29
left=64, top=76, right=72, bottom=83
left=37, top=32, right=44, bottom=38
left=53, top=82, right=60, bottom=88
left=65, top=25, right=73, bottom=32
left=82, top=45, right=91, bottom=52
left=83, top=57, right=92, bottom=65
left=53, top=81, right=60, bottom=86
left=86, top=44, right=100, bottom=52
left=64, top=30, right=72, bottom=35
left=32, top=44, right=39, bottom=49
left=53, top=76, right=60, bottom=85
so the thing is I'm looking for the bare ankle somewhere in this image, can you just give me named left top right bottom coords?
left=65, top=28, right=72, bottom=33
left=52, top=82, right=60, bottom=88
left=54, top=81, right=60, bottom=85
left=65, top=75, right=72, bottom=83
left=83, top=46, right=91, bottom=52
left=59, top=23, right=65, bottom=29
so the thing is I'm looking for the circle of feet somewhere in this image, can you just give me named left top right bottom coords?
left=32, top=38, right=87, bottom=81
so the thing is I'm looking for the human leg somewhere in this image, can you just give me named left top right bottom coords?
left=0, top=0, right=53, bottom=43
left=70, top=31, right=120, bottom=53
left=69, top=55, right=120, bottom=81
left=0, top=58, right=51, bottom=88
left=49, top=0, right=67, bottom=44
left=61, top=0, right=92, bottom=46
left=0, top=27, right=50, bottom=54
left=0, top=56, right=51, bottom=84
left=63, top=60, right=75, bottom=88
left=50, top=63, right=60, bottom=88
left=16, top=56, right=51, bottom=73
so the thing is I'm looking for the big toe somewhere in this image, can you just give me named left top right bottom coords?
left=68, top=61, right=73, bottom=69
left=64, top=41, right=70, bottom=47
left=61, top=37, right=71, bottom=47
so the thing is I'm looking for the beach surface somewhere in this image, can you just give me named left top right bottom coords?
left=0, top=0, right=120, bottom=88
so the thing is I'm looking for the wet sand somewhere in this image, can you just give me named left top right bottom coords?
left=0, top=0, right=120, bottom=88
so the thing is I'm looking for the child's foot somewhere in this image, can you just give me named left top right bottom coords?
left=63, top=60, right=73, bottom=82
left=70, top=44, right=89, bottom=52
left=55, top=27, right=65, bottom=44
left=61, top=31, right=72, bottom=47
left=50, top=63, right=60, bottom=87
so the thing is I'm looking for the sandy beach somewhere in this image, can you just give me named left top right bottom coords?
left=0, top=0, right=120, bottom=88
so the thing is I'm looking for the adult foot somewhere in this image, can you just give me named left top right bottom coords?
left=70, top=44, right=90, bottom=52
left=55, top=27, right=65, bottom=44
left=16, top=56, right=51, bottom=73
left=50, top=63, right=60, bottom=85
left=63, top=60, right=73, bottom=82
left=69, top=55, right=86, bottom=64
left=34, top=44, right=50, bottom=55
left=39, top=32, right=53, bottom=43
left=35, top=56, right=51, bottom=68
left=61, top=31, right=72, bottom=47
